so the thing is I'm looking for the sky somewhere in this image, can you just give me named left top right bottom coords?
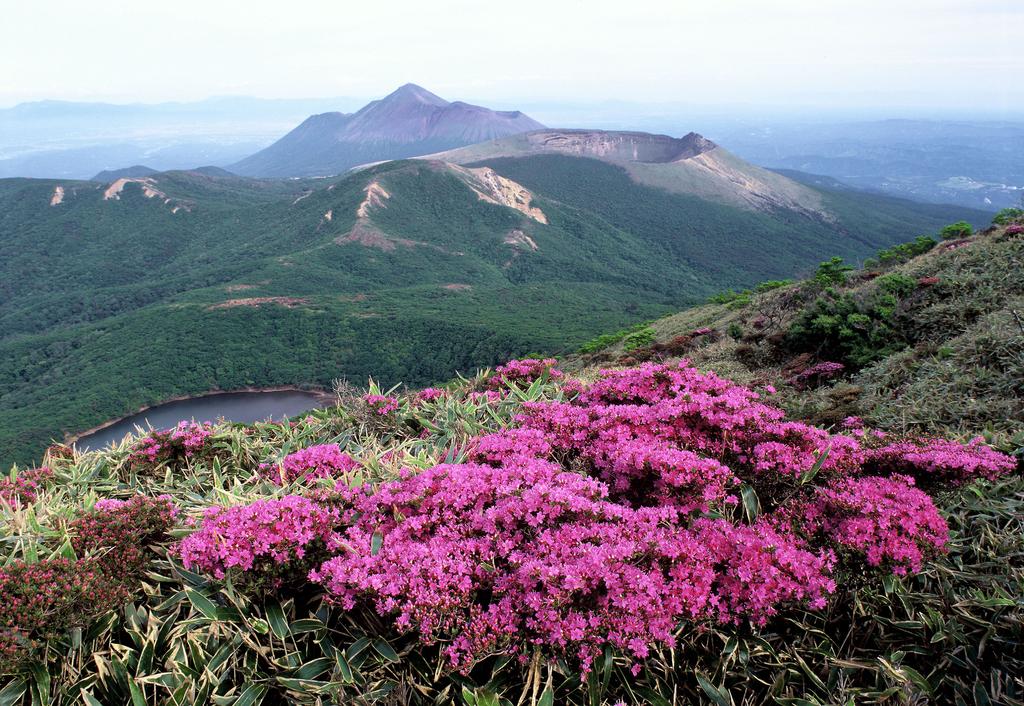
left=1, top=0, right=1022, bottom=114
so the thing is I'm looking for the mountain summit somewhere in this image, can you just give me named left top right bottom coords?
left=230, top=84, right=544, bottom=177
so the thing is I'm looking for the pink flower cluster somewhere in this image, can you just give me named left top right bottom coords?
left=312, top=461, right=834, bottom=673
left=129, top=421, right=216, bottom=468
left=800, top=475, right=948, bottom=574
left=263, top=444, right=360, bottom=484
left=864, top=437, right=1017, bottom=487
left=1005, top=224, right=1024, bottom=236
left=0, top=467, right=52, bottom=508
left=179, top=496, right=340, bottom=581
left=363, top=394, right=400, bottom=415
left=170, top=420, right=214, bottom=452
left=416, top=387, right=445, bottom=402
left=489, top=358, right=562, bottom=388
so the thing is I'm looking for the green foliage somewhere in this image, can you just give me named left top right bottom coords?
left=865, top=235, right=937, bottom=269
left=812, top=256, right=853, bottom=286
left=876, top=272, right=917, bottom=297
left=577, top=322, right=652, bottom=354
left=940, top=220, right=974, bottom=240
left=786, top=287, right=910, bottom=369
left=992, top=207, right=1024, bottom=226
left=622, top=328, right=657, bottom=352
left=708, top=281, right=790, bottom=310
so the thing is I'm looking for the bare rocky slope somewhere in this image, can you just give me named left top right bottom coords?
left=425, top=129, right=829, bottom=216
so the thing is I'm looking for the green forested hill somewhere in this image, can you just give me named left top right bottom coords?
left=0, top=159, right=990, bottom=466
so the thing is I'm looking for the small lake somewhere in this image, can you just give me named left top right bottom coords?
left=74, top=390, right=331, bottom=452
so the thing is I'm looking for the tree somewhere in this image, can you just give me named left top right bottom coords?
left=939, top=221, right=973, bottom=240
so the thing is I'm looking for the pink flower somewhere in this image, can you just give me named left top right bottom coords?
left=179, top=496, right=341, bottom=581
left=800, top=475, right=948, bottom=574
left=489, top=358, right=562, bottom=388
left=264, top=444, right=359, bottom=484
left=363, top=394, right=401, bottom=415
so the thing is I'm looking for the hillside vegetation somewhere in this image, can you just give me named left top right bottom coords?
left=0, top=351, right=1019, bottom=705
left=572, top=213, right=1024, bottom=453
left=0, top=156, right=984, bottom=466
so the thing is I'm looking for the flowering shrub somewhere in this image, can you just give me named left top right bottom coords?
left=264, top=443, right=359, bottom=484
left=171, top=361, right=1014, bottom=679
left=799, top=475, right=948, bottom=574
left=128, top=421, right=218, bottom=470
left=70, top=495, right=178, bottom=573
left=416, top=387, right=445, bottom=402
left=362, top=394, right=401, bottom=415
left=0, top=558, right=130, bottom=673
left=312, top=462, right=834, bottom=674
left=489, top=358, right=562, bottom=388
left=179, top=496, right=342, bottom=589
left=864, top=437, right=1017, bottom=487
left=1005, top=224, right=1024, bottom=236
left=0, top=467, right=52, bottom=508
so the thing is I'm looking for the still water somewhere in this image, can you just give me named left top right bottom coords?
left=74, top=390, right=329, bottom=452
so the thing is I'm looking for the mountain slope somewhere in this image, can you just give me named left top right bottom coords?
left=229, top=84, right=544, bottom=177
left=0, top=155, right=990, bottom=466
left=569, top=219, right=1024, bottom=450
left=425, top=129, right=828, bottom=215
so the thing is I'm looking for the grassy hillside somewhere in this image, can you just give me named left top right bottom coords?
left=570, top=214, right=1024, bottom=453
left=0, top=161, right=992, bottom=466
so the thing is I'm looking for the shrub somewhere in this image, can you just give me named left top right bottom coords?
left=0, top=467, right=52, bottom=508
left=799, top=475, right=948, bottom=575
left=489, top=358, right=562, bottom=387
left=127, top=421, right=220, bottom=471
left=0, top=558, right=130, bottom=674
left=992, top=207, right=1023, bottom=226
left=313, top=461, right=834, bottom=674
left=813, top=257, right=853, bottom=286
left=263, top=443, right=360, bottom=484
left=621, top=328, right=656, bottom=352
left=939, top=220, right=973, bottom=240
left=178, top=496, right=342, bottom=590
left=70, top=495, right=177, bottom=573
left=863, top=437, right=1017, bottom=488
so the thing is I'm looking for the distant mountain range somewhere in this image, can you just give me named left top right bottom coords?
left=229, top=84, right=545, bottom=177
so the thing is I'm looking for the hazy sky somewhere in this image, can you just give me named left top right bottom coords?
left=2, top=0, right=1022, bottom=112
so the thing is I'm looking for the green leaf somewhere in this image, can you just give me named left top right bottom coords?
left=264, top=601, right=289, bottom=638
left=128, top=680, right=146, bottom=706
left=28, top=664, right=49, bottom=706
left=233, top=683, right=268, bottom=706
left=333, top=651, right=354, bottom=684
left=695, top=672, right=731, bottom=706
left=740, top=485, right=760, bottom=522
left=80, top=693, right=103, bottom=706
left=186, top=589, right=219, bottom=620
left=370, top=532, right=383, bottom=556
left=0, top=680, right=26, bottom=706
left=538, top=687, right=554, bottom=706
left=294, top=657, right=334, bottom=680
left=372, top=639, right=400, bottom=663
left=275, top=678, right=332, bottom=694
left=801, top=447, right=831, bottom=485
